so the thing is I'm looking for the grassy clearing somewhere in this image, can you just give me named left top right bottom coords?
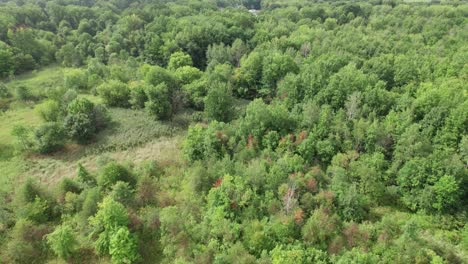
left=23, top=135, right=183, bottom=186
left=5, top=65, right=65, bottom=97
left=1, top=66, right=190, bottom=191
left=3, top=107, right=190, bottom=187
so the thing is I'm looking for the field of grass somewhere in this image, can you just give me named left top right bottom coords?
left=5, top=65, right=65, bottom=97
left=0, top=66, right=189, bottom=190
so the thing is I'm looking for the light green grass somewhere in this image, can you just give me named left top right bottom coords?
left=6, top=65, right=66, bottom=97
left=0, top=107, right=42, bottom=143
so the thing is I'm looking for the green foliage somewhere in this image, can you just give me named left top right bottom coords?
left=271, top=244, right=328, bottom=264
left=109, top=227, right=140, bottom=264
left=98, top=162, right=135, bottom=190
left=64, top=69, right=88, bottom=90
left=63, top=98, right=108, bottom=143
left=0, top=1, right=467, bottom=263
left=145, top=83, right=172, bottom=120
left=33, top=122, right=65, bottom=153
left=128, top=81, right=149, bottom=109
left=168, top=51, right=193, bottom=71
left=15, top=85, right=31, bottom=101
left=110, top=181, right=134, bottom=206
left=432, top=175, right=460, bottom=212
left=35, top=99, right=62, bottom=122
left=0, top=41, right=14, bottom=78
left=97, top=80, right=131, bottom=107
left=183, top=124, right=206, bottom=162
left=46, top=224, right=77, bottom=259
left=90, top=197, right=129, bottom=255
left=204, top=81, right=234, bottom=122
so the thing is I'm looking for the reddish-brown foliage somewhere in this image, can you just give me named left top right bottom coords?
left=306, top=177, right=318, bottom=192
left=213, top=177, right=223, bottom=188
left=294, top=208, right=304, bottom=224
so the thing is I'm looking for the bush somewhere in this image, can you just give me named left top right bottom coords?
left=64, top=112, right=96, bottom=143
left=98, top=162, right=135, bottom=190
left=34, top=122, right=66, bottom=153
left=110, top=181, right=135, bottom=206
left=46, top=224, right=78, bottom=260
left=56, top=177, right=82, bottom=201
left=80, top=187, right=101, bottom=220
left=109, top=227, right=140, bottom=264
left=5, top=219, right=48, bottom=263
left=129, top=81, right=149, bottom=109
left=168, top=51, right=193, bottom=70
left=145, top=83, right=172, bottom=120
left=97, top=80, right=131, bottom=107
left=11, top=124, right=35, bottom=152
left=35, top=99, right=62, bottom=122
left=16, top=196, right=51, bottom=223
left=0, top=82, right=10, bottom=98
left=63, top=98, right=108, bottom=143
left=64, top=69, right=88, bottom=90
left=204, top=81, right=234, bottom=122
left=15, top=85, right=31, bottom=100
left=183, top=124, right=206, bottom=162
left=77, top=163, right=96, bottom=186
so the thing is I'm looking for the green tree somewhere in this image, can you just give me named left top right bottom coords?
left=98, top=162, right=135, bottom=190
left=168, top=51, right=193, bottom=70
left=90, top=197, right=129, bottom=256
left=35, top=99, right=62, bottom=122
left=33, top=122, right=65, bottom=154
left=97, top=80, right=131, bottom=107
left=183, top=124, right=206, bottom=162
left=432, top=175, right=460, bottom=212
left=109, top=227, right=140, bottom=264
left=0, top=41, right=14, bottom=77
left=145, top=83, right=173, bottom=120
left=204, top=81, right=234, bottom=122
left=64, top=98, right=97, bottom=143
left=46, top=224, right=77, bottom=260
left=64, top=69, right=88, bottom=90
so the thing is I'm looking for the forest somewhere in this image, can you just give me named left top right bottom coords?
left=0, top=0, right=467, bottom=263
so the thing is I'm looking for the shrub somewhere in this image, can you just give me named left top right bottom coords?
left=11, top=124, right=35, bottom=152
left=34, top=122, right=66, bottom=154
left=15, top=85, right=31, bottom=100
left=77, top=163, right=96, bottom=186
left=144, top=65, right=176, bottom=89
left=174, top=66, right=202, bottom=85
left=64, top=69, right=88, bottom=90
left=168, top=51, right=193, bottom=70
left=129, top=81, right=149, bottom=109
left=135, top=175, right=157, bottom=206
left=145, top=83, right=172, bottom=120
left=109, top=227, right=140, bottom=264
left=204, top=81, right=234, bottom=122
left=64, top=112, right=96, bottom=143
left=63, top=98, right=108, bottom=143
left=16, top=196, right=51, bottom=223
left=56, top=177, right=82, bottom=202
left=35, top=99, right=62, bottom=122
left=98, top=162, right=135, bottom=190
left=90, top=197, right=129, bottom=255
left=97, top=80, right=131, bottom=107
left=0, top=82, right=10, bottom=98
left=80, top=187, right=101, bottom=220
left=5, top=219, right=48, bottom=263
left=110, top=181, right=135, bottom=206
left=46, top=224, right=77, bottom=260
left=183, top=124, right=206, bottom=162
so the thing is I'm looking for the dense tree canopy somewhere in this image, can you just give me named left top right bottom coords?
left=0, top=0, right=467, bottom=263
